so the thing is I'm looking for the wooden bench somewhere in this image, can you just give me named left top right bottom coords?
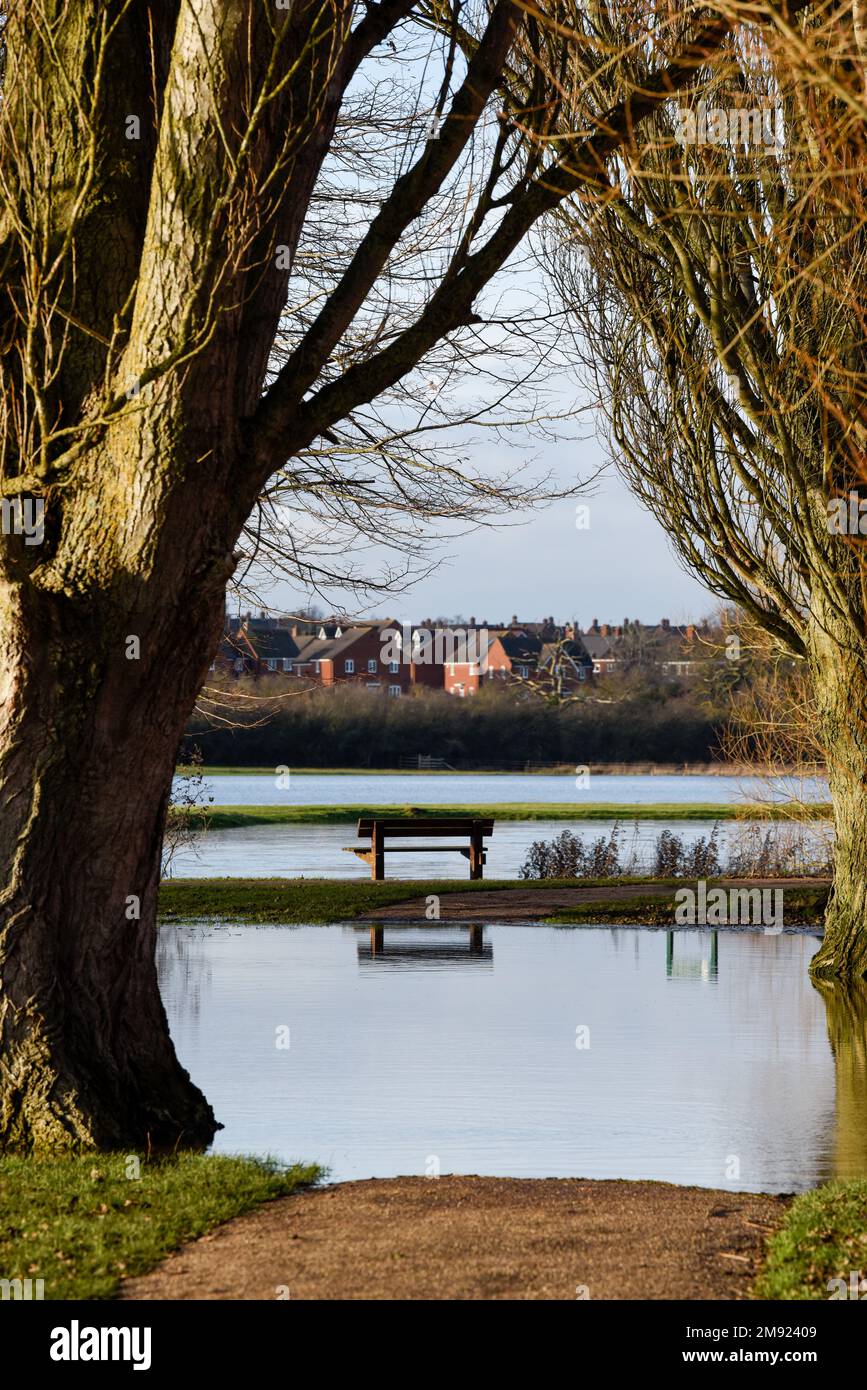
left=344, top=816, right=494, bottom=881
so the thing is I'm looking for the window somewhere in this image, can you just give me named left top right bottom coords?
left=344, top=659, right=355, bottom=674
left=282, top=658, right=293, bottom=672
left=389, top=660, right=399, bottom=674
left=517, top=664, right=529, bottom=678
left=367, top=658, right=377, bottom=673
left=314, top=661, right=320, bottom=675
left=388, top=684, right=402, bottom=697
left=266, top=658, right=277, bottom=671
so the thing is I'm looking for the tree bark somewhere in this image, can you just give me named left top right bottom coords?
left=808, top=615, right=867, bottom=979
left=0, top=468, right=234, bottom=1150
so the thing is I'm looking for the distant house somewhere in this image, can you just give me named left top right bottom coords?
left=438, top=630, right=503, bottom=696
left=537, top=637, right=593, bottom=689
left=578, top=617, right=707, bottom=678
left=211, top=616, right=305, bottom=676
left=580, top=627, right=618, bottom=676
left=295, top=621, right=411, bottom=695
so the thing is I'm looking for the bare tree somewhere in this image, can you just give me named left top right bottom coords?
left=0, top=0, right=775, bottom=1149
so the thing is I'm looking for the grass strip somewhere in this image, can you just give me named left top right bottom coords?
left=754, top=1181, right=867, bottom=1300
left=191, top=801, right=832, bottom=829
left=158, top=876, right=829, bottom=925
left=158, top=875, right=642, bottom=922
left=0, top=1153, right=320, bottom=1301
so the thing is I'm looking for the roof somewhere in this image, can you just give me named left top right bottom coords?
left=539, top=638, right=593, bottom=669
left=499, top=634, right=543, bottom=661
left=581, top=632, right=616, bottom=660
left=293, top=621, right=397, bottom=664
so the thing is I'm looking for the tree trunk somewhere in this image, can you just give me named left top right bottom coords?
left=0, top=480, right=234, bottom=1150
left=808, top=617, right=867, bottom=979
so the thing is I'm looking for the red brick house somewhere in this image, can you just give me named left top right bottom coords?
left=295, top=621, right=412, bottom=695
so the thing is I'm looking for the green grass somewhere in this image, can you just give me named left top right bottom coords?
left=158, top=875, right=830, bottom=924
left=191, top=800, right=832, bottom=830
left=0, top=1153, right=320, bottom=1301
left=158, top=875, right=627, bottom=922
left=754, top=1181, right=867, bottom=1300
left=182, top=765, right=582, bottom=777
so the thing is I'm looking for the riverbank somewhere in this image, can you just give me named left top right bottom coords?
left=8, top=1158, right=856, bottom=1299
left=157, top=876, right=831, bottom=925
left=189, top=800, right=832, bottom=830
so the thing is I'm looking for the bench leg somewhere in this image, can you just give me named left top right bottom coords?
left=371, top=824, right=384, bottom=881
left=469, top=827, right=484, bottom=880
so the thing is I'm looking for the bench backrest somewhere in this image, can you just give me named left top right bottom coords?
left=357, top=817, right=494, bottom=839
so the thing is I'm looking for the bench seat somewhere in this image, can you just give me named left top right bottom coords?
left=346, top=816, right=494, bottom=880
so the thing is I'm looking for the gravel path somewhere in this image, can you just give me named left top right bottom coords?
left=119, top=1176, right=788, bottom=1301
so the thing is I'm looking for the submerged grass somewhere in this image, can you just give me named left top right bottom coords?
left=0, top=1153, right=320, bottom=1301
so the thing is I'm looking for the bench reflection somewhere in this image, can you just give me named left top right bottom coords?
left=357, top=923, right=491, bottom=966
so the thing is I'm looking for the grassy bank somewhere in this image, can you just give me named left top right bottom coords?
left=754, top=1180, right=867, bottom=1300
left=158, top=876, right=830, bottom=925
left=0, top=1153, right=320, bottom=1300
left=182, top=763, right=818, bottom=777
left=158, top=875, right=621, bottom=922
left=193, top=800, right=832, bottom=830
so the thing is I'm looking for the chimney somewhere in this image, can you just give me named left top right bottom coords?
left=661, top=617, right=670, bottom=629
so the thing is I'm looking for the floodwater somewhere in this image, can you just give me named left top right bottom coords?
left=167, top=769, right=831, bottom=879
left=181, top=770, right=829, bottom=809
left=158, top=922, right=866, bottom=1193
left=166, top=816, right=830, bottom=879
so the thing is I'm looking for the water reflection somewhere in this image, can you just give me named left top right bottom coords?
left=666, top=930, right=718, bottom=980
left=813, top=976, right=867, bottom=1180
left=156, top=922, right=867, bottom=1191
left=361, top=923, right=490, bottom=966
